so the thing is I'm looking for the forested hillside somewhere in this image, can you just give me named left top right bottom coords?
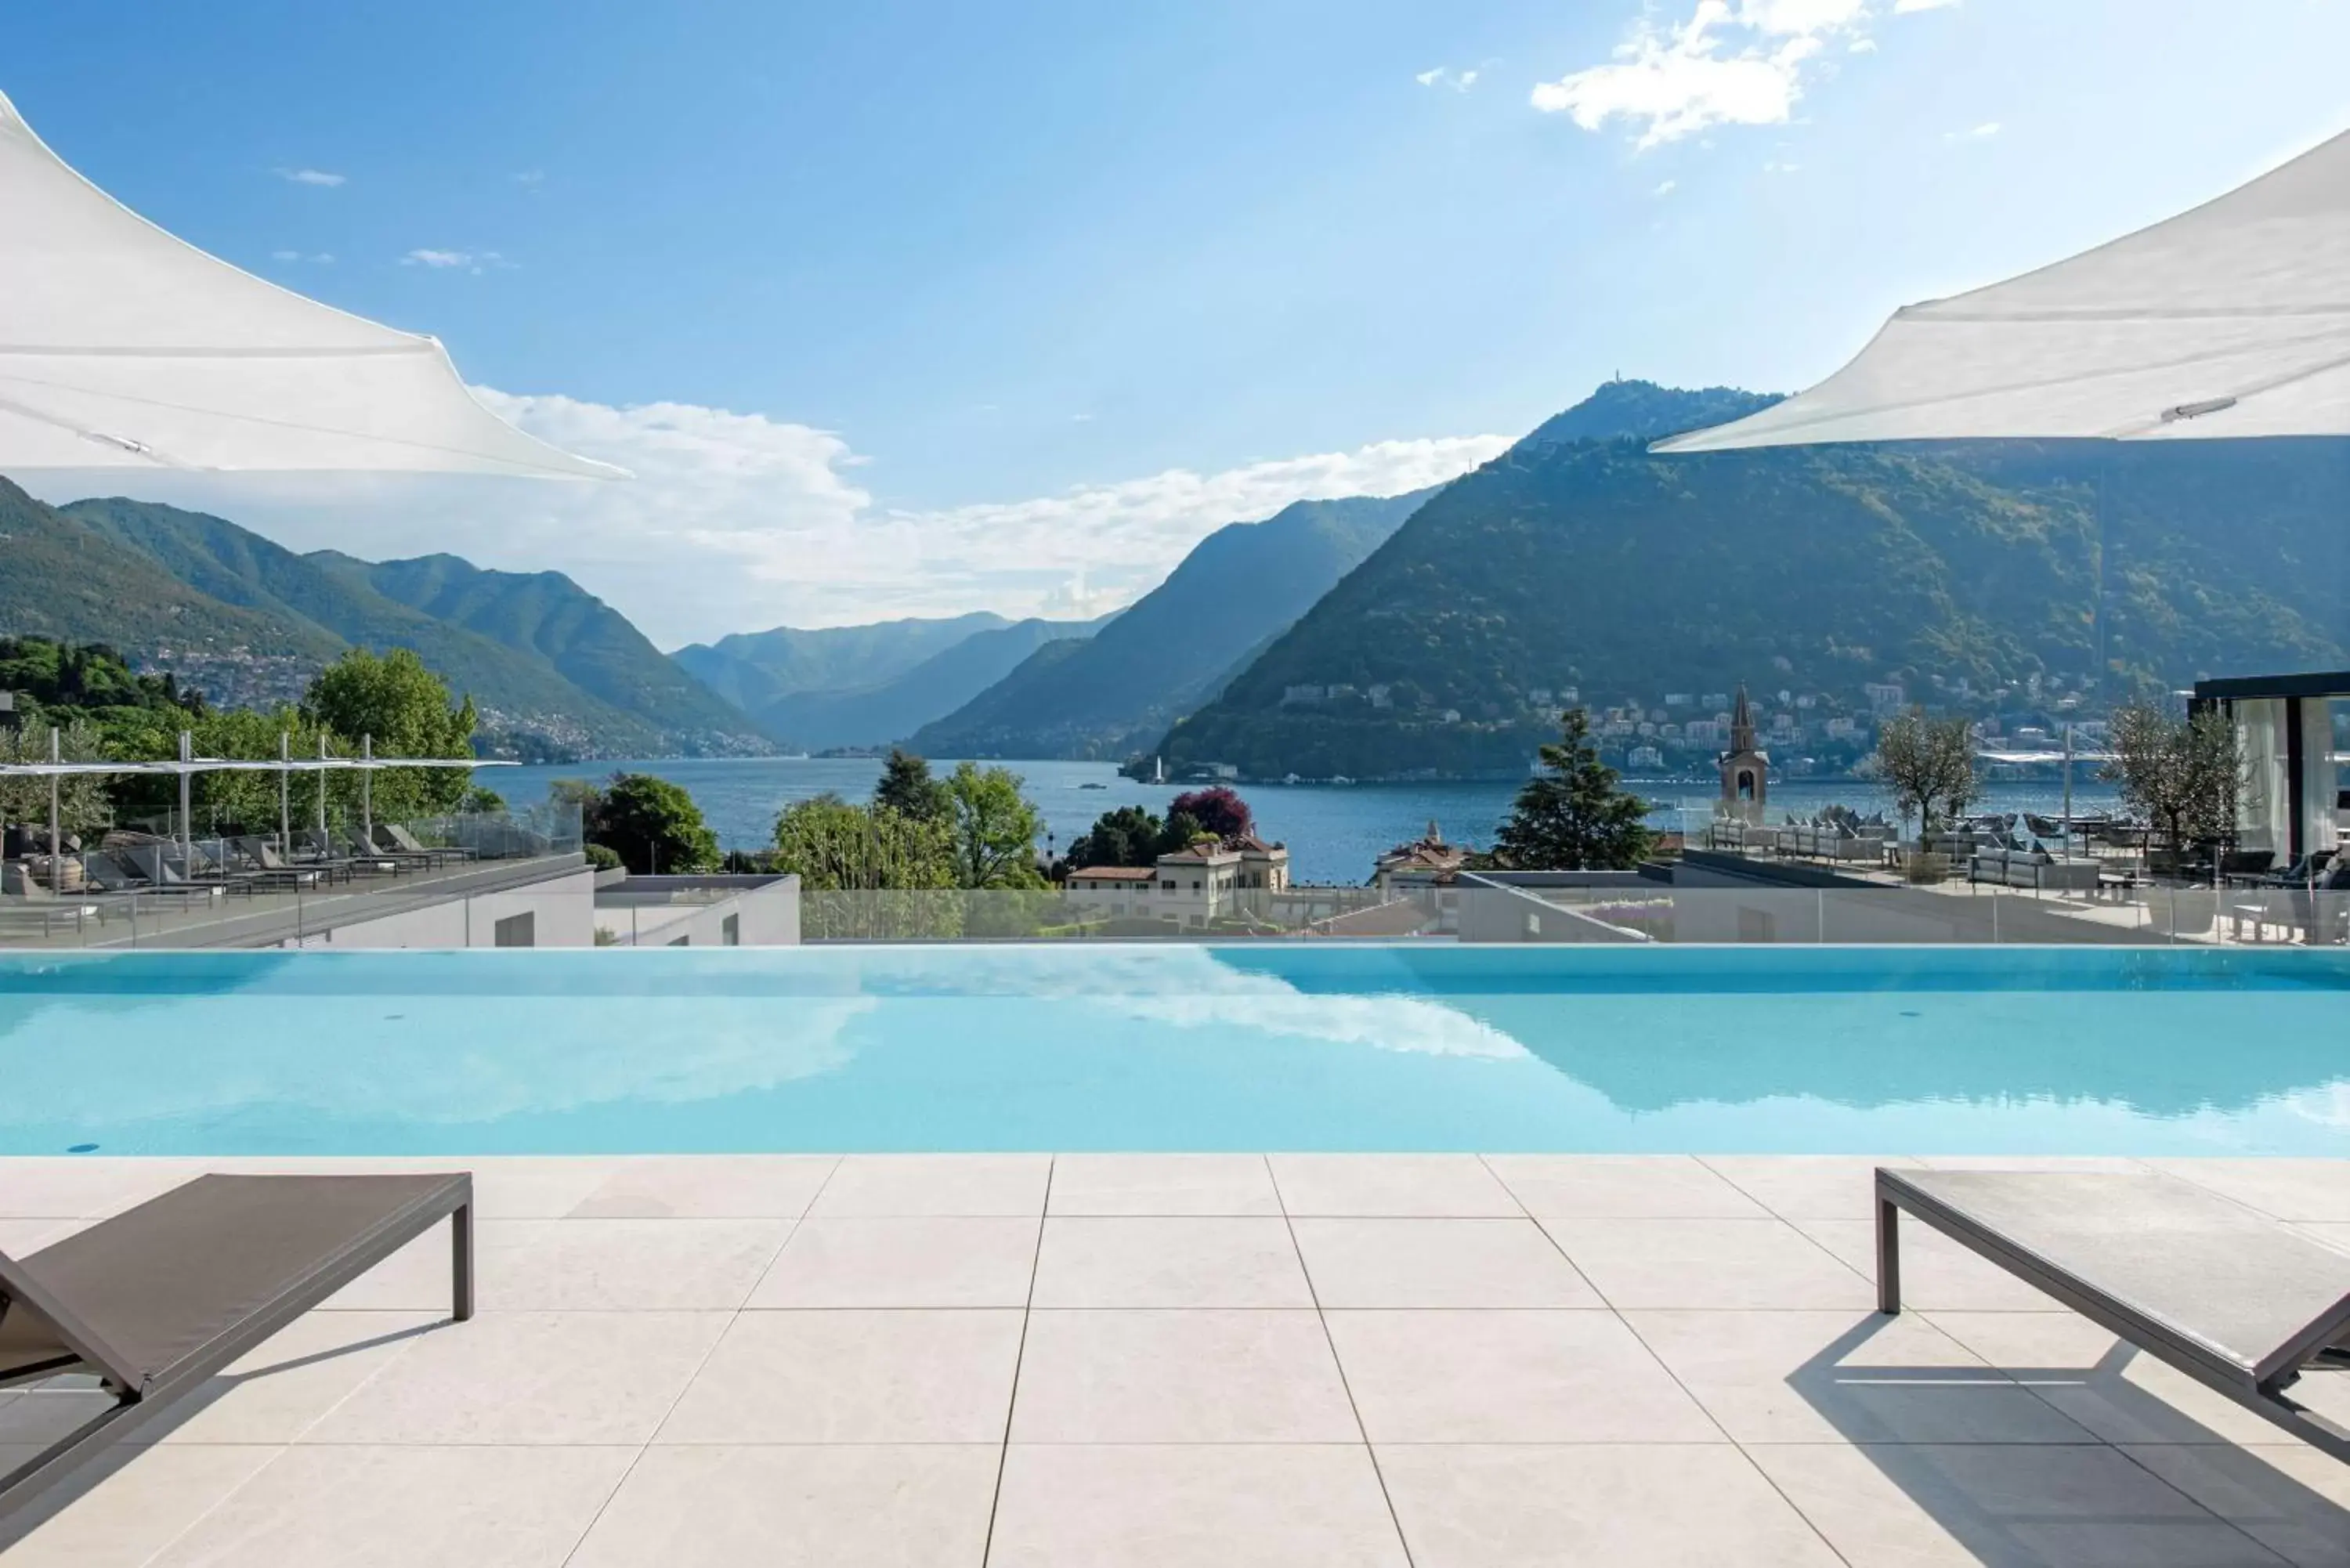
left=1160, top=385, right=2350, bottom=779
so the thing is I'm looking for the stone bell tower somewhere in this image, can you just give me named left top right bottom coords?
left=1718, top=684, right=1770, bottom=823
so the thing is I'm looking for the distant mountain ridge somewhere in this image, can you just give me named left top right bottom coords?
left=754, top=615, right=1111, bottom=751
left=673, top=613, right=1015, bottom=717
left=1516, top=379, right=1782, bottom=450
left=909, top=488, right=1437, bottom=761
left=1, top=484, right=772, bottom=757
left=673, top=611, right=1106, bottom=750
left=1158, top=381, right=2350, bottom=780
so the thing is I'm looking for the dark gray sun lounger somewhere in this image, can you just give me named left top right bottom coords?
left=1876, top=1168, right=2350, bottom=1461
left=0, top=1171, right=472, bottom=1519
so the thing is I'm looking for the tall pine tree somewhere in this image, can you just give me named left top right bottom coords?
left=1491, top=709, right=1658, bottom=869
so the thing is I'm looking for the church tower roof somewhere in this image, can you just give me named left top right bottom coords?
left=1729, top=683, right=1758, bottom=755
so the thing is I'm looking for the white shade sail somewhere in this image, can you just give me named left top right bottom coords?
left=1655, top=131, right=2350, bottom=452
left=0, top=88, right=621, bottom=478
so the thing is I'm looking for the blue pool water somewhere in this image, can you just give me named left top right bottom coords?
left=2, top=946, right=2346, bottom=1157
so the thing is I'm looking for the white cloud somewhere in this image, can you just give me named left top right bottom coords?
left=38, top=392, right=1508, bottom=646
left=269, top=249, right=334, bottom=264
left=1893, top=0, right=1961, bottom=10
left=1531, top=0, right=1942, bottom=148
left=274, top=167, right=345, bottom=187
left=1943, top=120, right=2001, bottom=142
left=1653, top=178, right=1679, bottom=197
left=1738, top=0, right=1869, bottom=32
left=1415, top=65, right=1480, bottom=92
left=401, top=248, right=512, bottom=275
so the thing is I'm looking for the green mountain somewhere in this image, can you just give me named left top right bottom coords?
left=757, top=614, right=1108, bottom=751
left=1517, top=380, right=1782, bottom=449
left=0, top=479, right=338, bottom=673
left=310, top=551, right=761, bottom=753
left=909, top=489, right=1436, bottom=761
left=60, top=498, right=604, bottom=735
left=6, top=487, right=770, bottom=757
left=1159, top=382, right=2350, bottom=780
left=672, top=613, right=1014, bottom=718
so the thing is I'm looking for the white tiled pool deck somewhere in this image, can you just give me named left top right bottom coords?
left=2, top=1154, right=2346, bottom=1566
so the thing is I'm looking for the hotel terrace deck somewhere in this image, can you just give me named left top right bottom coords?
left=0, top=853, right=588, bottom=951
left=2, top=1154, right=2345, bottom=1566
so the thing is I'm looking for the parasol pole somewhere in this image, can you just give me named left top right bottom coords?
left=48, top=726, right=60, bottom=888
left=178, top=729, right=193, bottom=865
left=2062, top=721, right=2074, bottom=863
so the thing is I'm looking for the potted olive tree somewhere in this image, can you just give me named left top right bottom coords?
left=2101, top=699, right=2243, bottom=936
left=1862, top=708, right=1978, bottom=881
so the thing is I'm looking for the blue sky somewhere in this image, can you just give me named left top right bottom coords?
left=7, top=0, right=2348, bottom=642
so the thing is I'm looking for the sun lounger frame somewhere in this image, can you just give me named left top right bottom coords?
left=0, top=1172, right=472, bottom=1520
left=1876, top=1166, right=2350, bottom=1462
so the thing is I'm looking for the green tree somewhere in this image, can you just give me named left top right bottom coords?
left=1152, top=811, right=1209, bottom=858
left=1065, top=805, right=1162, bottom=870
left=1490, top=709, right=1657, bottom=870
left=945, top=761, right=1045, bottom=889
left=1864, top=707, right=1979, bottom=834
left=0, top=718, right=113, bottom=841
left=593, top=773, right=720, bottom=874
left=301, top=648, right=477, bottom=819
left=771, top=793, right=960, bottom=939
left=2102, top=700, right=2243, bottom=870
left=873, top=748, right=952, bottom=822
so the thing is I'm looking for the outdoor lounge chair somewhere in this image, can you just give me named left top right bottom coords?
left=1875, top=1168, right=2350, bottom=1461
left=96, top=847, right=224, bottom=901
left=310, top=829, right=408, bottom=878
left=377, top=822, right=474, bottom=865
left=365, top=823, right=460, bottom=869
left=0, top=1171, right=472, bottom=1520
left=230, top=836, right=344, bottom=888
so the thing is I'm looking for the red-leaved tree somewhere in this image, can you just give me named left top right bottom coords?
left=1167, top=786, right=1255, bottom=840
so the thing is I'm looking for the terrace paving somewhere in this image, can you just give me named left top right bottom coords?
left=0, top=1154, right=2345, bottom=1565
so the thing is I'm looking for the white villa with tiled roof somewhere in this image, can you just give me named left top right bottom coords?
left=1065, top=836, right=1291, bottom=928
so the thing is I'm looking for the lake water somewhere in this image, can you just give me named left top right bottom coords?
left=486, top=757, right=2120, bottom=886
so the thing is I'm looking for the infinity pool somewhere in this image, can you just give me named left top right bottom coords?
left=2, top=946, right=2346, bottom=1157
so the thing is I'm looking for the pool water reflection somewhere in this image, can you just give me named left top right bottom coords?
left=1, top=946, right=2345, bottom=1157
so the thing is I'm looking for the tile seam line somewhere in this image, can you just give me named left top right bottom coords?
left=1275, top=1153, right=1421, bottom=1568
left=115, top=1298, right=454, bottom=1566
left=978, top=1153, right=1049, bottom=1567
left=2102, top=1441, right=2333, bottom=1563
left=1511, top=1162, right=1860, bottom=1568
left=554, top=1155, right=843, bottom=1566
left=128, top=1436, right=2269, bottom=1448
left=1475, top=1154, right=1607, bottom=1300
left=109, top=1440, right=293, bottom=1568
left=1690, top=1151, right=1927, bottom=1224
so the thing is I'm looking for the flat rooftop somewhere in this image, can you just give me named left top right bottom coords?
left=0, top=853, right=586, bottom=951
left=2, top=1153, right=2344, bottom=1564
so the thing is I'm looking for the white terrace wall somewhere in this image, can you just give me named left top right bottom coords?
left=289, top=869, right=598, bottom=948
